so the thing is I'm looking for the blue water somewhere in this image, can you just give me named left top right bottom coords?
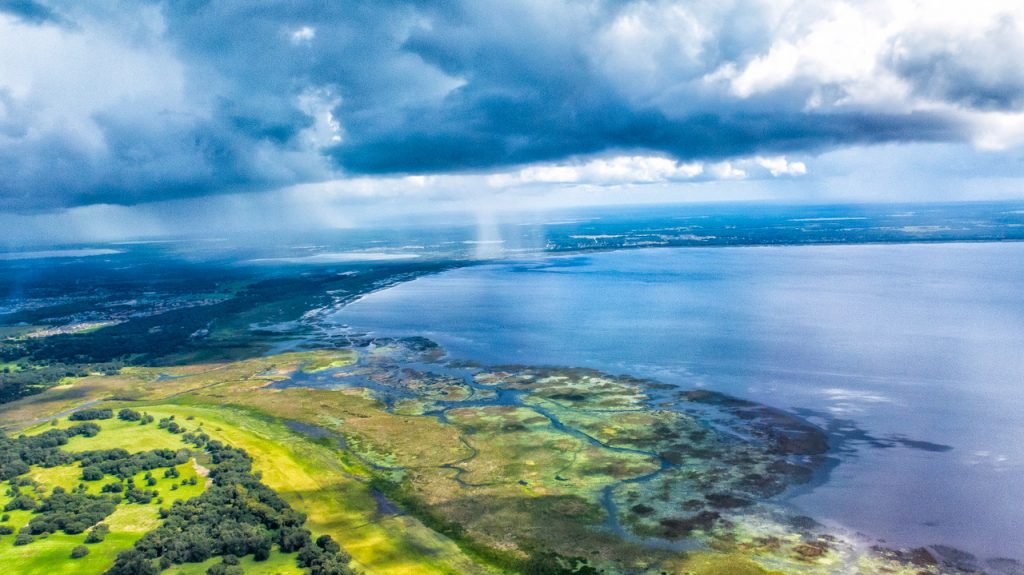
left=332, top=242, right=1024, bottom=560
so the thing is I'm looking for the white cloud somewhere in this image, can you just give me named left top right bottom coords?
left=715, top=1, right=893, bottom=104
left=696, top=0, right=1024, bottom=118
left=589, top=1, right=707, bottom=106
left=571, top=156, right=705, bottom=183
left=485, top=153, right=813, bottom=187
left=963, top=110, right=1024, bottom=151
left=489, top=155, right=705, bottom=187
left=515, top=164, right=581, bottom=184
left=0, top=11, right=188, bottom=155
left=756, top=156, right=808, bottom=177
left=296, top=89, right=343, bottom=147
left=708, top=162, right=746, bottom=180
left=290, top=26, right=316, bottom=45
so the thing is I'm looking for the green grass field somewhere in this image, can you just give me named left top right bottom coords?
left=148, top=401, right=495, bottom=575
left=58, top=418, right=194, bottom=452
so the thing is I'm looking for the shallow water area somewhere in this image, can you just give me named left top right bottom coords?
left=331, top=242, right=1024, bottom=561
left=269, top=337, right=833, bottom=559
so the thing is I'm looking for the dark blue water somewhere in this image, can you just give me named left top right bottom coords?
left=332, top=242, right=1024, bottom=560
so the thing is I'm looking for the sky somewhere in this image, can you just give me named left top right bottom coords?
left=2, top=0, right=1024, bottom=244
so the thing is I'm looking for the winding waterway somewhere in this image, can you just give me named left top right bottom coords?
left=331, top=242, right=1024, bottom=561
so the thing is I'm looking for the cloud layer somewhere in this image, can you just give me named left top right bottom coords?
left=1, top=0, right=1023, bottom=210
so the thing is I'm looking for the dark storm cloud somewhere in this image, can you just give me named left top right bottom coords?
left=0, top=0, right=65, bottom=25
left=144, top=1, right=969, bottom=169
left=0, top=0, right=1021, bottom=211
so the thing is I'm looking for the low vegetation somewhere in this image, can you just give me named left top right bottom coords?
left=0, top=329, right=986, bottom=575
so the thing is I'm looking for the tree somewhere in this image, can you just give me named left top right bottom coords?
left=71, top=545, right=89, bottom=558
left=117, top=408, right=141, bottom=422
left=252, top=537, right=272, bottom=561
left=316, top=534, right=341, bottom=554
left=69, top=408, right=113, bottom=421
left=107, top=550, right=158, bottom=575
left=3, top=494, right=36, bottom=512
left=85, top=523, right=109, bottom=543
left=101, top=481, right=124, bottom=493
left=28, top=490, right=116, bottom=535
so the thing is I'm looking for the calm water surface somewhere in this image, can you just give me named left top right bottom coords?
left=333, top=242, right=1024, bottom=560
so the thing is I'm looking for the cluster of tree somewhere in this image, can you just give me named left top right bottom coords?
left=101, top=481, right=124, bottom=493
left=3, top=493, right=36, bottom=512
left=74, top=447, right=190, bottom=480
left=298, top=534, right=358, bottom=575
left=24, top=486, right=117, bottom=536
left=107, top=440, right=356, bottom=575
left=117, top=408, right=142, bottom=421
left=158, top=417, right=184, bottom=434
left=0, top=423, right=100, bottom=480
left=123, top=481, right=159, bottom=505
left=70, top=408, right=113, bottom=421
left=181, top=430, right=210, bottom=448
left=85, top=522, right=109, bottom=543
left=0, top=363, right=88, bottom=403
left=114, top=408, right=156, bottom=425
left=204, top=554, right=245, bottom=575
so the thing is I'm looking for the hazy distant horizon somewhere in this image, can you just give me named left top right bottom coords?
left=5, top=198, right=1024, bottom=250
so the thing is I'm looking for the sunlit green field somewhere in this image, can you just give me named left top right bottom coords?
left=148, top=402, right=493, bottom=575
